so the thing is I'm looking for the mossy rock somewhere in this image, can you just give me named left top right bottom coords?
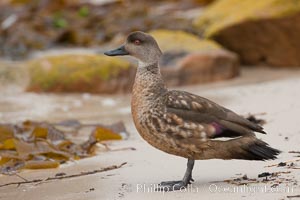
left=193, top=0, right=300, bottom=66
left=26, top=54, right=136, bottom=93
left=148, top=29, right=239, bottom=86
left=194, top=0, right=300, bottom=38
left=150, top=29, right=221, bottom=53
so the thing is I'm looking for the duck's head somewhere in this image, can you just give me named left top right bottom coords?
left=104, top=31, right=162, bottom=65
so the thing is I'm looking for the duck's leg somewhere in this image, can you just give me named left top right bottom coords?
left=157, top=159, right=195, bottom=191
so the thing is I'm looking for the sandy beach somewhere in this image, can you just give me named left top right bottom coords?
left=1, top=67, right=300, bottom=200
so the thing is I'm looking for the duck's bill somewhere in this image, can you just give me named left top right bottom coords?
left=104, top=45, right=129, bottom=56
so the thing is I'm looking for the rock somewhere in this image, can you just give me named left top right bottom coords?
left=278, top=162, right=287, bottom=167
left=193, top=0, right=300, bottom=67
left=151, top=29, right=221, bottom=53
left=25, top=30, right=239, bottom=94
left=172, top=50, right=239, bottom=85
left=0, top=0, right=205, bottom=60
left=25, top=29, right=240, bottom=94
left=150, top=29, right=239, bottom=86
left=258, top=172, right=271, bottom=178
left=242, top=174, right=248, bottom=180
left=1, top=23, right=51, bottom=60
left=26, top=54, right=136, bottom=94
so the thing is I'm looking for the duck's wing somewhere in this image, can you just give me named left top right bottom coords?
left=164, top=90, right=265, bottom=139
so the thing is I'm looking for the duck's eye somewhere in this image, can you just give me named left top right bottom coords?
left=134, top=39, right=141, bottom=45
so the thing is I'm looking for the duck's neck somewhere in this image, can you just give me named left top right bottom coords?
left=133, top=61, right=167, bottom=99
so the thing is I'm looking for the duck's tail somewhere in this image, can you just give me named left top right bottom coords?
left=201, top=136, right=281, bottom=161
left=238, top=138, right=281, bottom=160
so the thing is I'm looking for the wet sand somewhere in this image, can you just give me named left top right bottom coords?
left=1, top=66, right=300, bottom=200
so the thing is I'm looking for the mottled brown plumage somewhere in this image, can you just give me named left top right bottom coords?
left=104, top=31, right=280, bottom=191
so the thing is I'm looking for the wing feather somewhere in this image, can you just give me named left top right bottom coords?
left=164, top=90, right=265, bottom=139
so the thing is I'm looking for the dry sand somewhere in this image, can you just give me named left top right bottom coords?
left=1, top=67, right=300, bottom=200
